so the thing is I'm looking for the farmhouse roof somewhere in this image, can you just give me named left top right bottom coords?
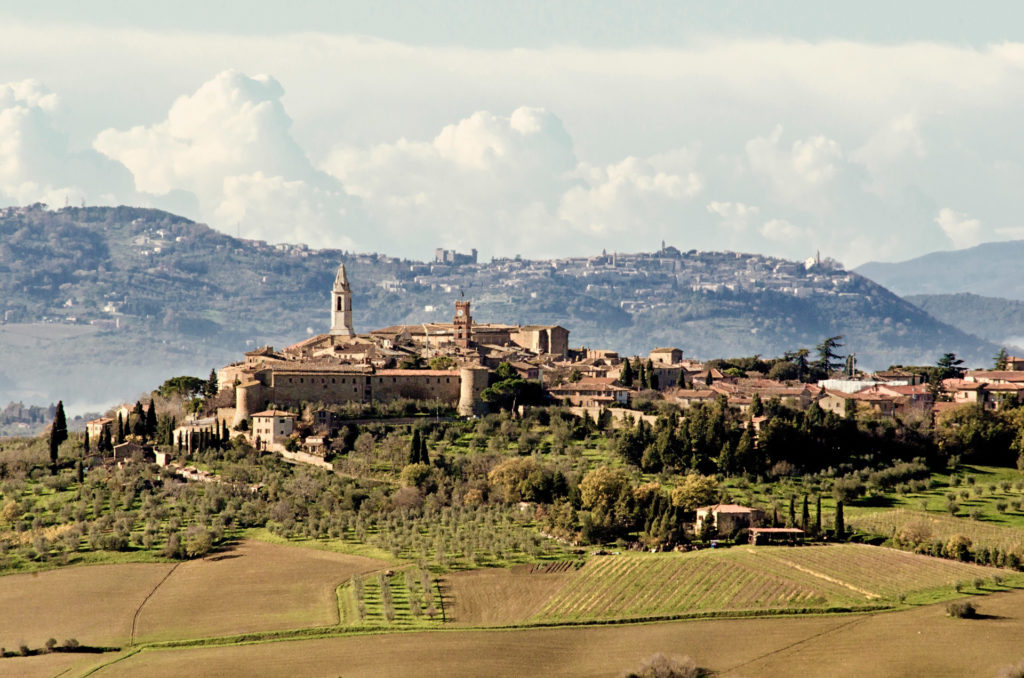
left=696, top=504, right=761, bottom=514
left=251, top=410, right=297, bottom=418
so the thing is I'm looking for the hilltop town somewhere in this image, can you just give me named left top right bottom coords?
left=83, top=259, right=1018, bottom=471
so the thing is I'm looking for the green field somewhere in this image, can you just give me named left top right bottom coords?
left=443, top=544, right=1015, bottom=627
left=533, top=544, right=1007, bottom=621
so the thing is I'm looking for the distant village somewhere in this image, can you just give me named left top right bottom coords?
left=81, top=259, right=1024, bottom=474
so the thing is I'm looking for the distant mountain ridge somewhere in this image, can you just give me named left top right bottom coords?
left=0, top=204, right=999, bottom=409
left=855, top=240, right=1024, bottom=300
left=905, top=292, right=1024, bottom=353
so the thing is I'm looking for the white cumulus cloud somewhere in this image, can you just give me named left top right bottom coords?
left=760, top=218, right=808, bottom=242
left=935, top=208, right=983, bottom=249
left=745, top=125, right=843, bottom=212
left=0, top=79, right=133, bottom=207
left=325, top=106, right=703, bottom=257
left=93, top=69, right=363, bottom=247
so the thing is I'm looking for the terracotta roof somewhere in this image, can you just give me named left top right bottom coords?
left=251, top=410, right=297, bottom=418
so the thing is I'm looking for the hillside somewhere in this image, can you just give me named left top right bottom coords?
left=856, top=240, right=1024, bottom=300
left=0, top=204, right=998, bottom=410
left=905, top=293, right=1024, bottom=352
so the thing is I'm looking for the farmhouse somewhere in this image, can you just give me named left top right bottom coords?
left=695, top=504, right=765, bottom=535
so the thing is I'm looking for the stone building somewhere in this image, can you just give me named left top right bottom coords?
left=251, top=410, right=296, bottom=450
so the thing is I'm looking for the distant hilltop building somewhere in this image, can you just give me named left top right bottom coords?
left=434, top=247, right=478, bottom=265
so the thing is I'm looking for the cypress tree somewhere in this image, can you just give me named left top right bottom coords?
left=750, top=393, right=764, bottom=417
left=835, top=500, right=845, bottom=538
left=420, top=436, right=430, bottom=465
left=76, top=460, right=83, bottom=483
left=409, top=429, right=422, bottom=465
left=637, top=361, right=647, bottom=389
left=146, top=400, right=157, bottom=438
left=645, top=359, right=656, bottom=389
left=788, top=496, right=796, bottom=527
left=676, top=369, right=687, bottom=388
left=205, top=368, right=219, bottom=399
left=49, top=401, right=68, bottom=473
left=621, top=360, right=634, bottom=387
left=649, top=369, right=660, bottom=390
left=801, top=494, right=810, bottom=531
left=83, top=428, right=90, bottom=455
left=116, top=413, right=125, bottom=444
left=815, top=495, right=822, bottom=534
left=53, top=401, right=68, bottom=446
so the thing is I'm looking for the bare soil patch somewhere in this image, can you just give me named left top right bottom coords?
left=0, top=562, right=175, bottom=648
left=445, top=564, right=575, bottom=625
left=133, top=539, right=385, bottom=642
left=94, top=589, right=1024, bottom=678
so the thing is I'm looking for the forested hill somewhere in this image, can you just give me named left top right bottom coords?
left=905, top=293, right=1024, bottom=353
left=0, top=204, right=998, bottom=410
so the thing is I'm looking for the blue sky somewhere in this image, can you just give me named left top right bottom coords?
left=1, top=1, right=1023, bottom=265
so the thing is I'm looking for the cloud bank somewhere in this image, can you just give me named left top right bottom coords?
left=2, top=28, right=1024, bottom=264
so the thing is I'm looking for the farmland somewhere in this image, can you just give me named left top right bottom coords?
left=82, top=587, right=1024, bottom=678
left=448, top=544, right=1008, bottom=626
left=848, top=508, right=1024, bottom=556
left=0, top=539, right=388, bottom=653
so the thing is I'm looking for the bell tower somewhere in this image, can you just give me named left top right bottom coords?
left=453, top=300, right=472, bottom=347
left=330, top=260, right=355, bottom=336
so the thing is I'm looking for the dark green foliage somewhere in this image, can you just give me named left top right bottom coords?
left=145, top=400, right=157, bottom=438
left=620, top=360, right=634, bottom=387
left=481, top=362, right=544, bottom=410
left=936, top=352, right=966, bottom=379
left=157, top=375, right=206, bottom=400
left=204, top=368, right=219, bottom=399
left=834, top=500, right=845, bottom=538
left=815, top=335, right=845, bottom=375
left=946, top=600, right=977, bottom=618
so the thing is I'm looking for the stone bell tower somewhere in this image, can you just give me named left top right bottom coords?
left=330, top=260, right=355, bottom=336
left=453, top=300, right=472, bottom=347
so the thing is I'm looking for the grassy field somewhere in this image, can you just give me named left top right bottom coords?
left=81, top=587, right=1024, bottom=678
left=448, top=544, right=1012, bottom=626
left=849, top=508, right=1024, bottom=555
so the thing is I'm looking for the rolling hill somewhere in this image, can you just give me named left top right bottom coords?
left=0, top=204, right=999, bottom=410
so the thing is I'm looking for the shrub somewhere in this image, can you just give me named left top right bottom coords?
left=997, top=659, right=1024, bottom=678
left=947, top=600, right=978, bottom=618
left=621, top=653, right=703, bottom=678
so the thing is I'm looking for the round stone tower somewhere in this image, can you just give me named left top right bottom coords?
left=232, top=381, right=262, bottom=429
left=457, top=366, right=489, bottom=417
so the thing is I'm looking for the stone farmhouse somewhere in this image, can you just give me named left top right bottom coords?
left=695, top=504, right=766, bottom=535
